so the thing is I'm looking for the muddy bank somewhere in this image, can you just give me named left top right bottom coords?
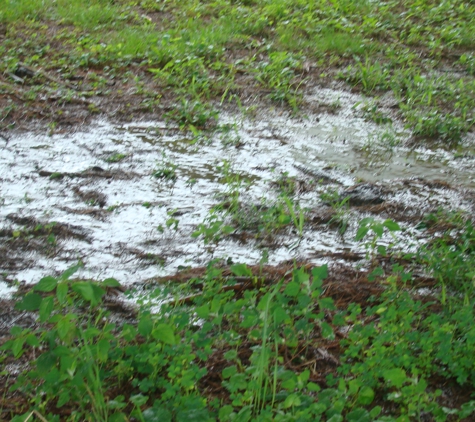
left=1, top=87, right=474, bottom=292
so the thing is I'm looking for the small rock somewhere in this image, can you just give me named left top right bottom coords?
left=14, top=66, right=35, bottom=79
left=340, top=183, right=384, bottom=206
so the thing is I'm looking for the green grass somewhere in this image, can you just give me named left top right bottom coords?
left=2, top=0, right=475, bottom=141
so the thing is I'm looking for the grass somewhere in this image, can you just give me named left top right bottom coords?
left=1, top=0, right=475, bottom=142
left=2, top=0, right=475, bottom=420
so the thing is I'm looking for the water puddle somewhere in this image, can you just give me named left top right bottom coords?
left=1, top=87, right=474, bottom=291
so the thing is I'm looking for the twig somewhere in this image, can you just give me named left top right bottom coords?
left=24, top=410, right=49, bottom=422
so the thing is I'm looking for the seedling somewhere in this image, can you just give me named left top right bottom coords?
left=355, top=217, right=401, bottom=265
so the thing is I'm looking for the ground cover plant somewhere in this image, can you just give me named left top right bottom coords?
left=2, top=0, right=475, bottom=420
left=2, top=212, right=475, bottom=421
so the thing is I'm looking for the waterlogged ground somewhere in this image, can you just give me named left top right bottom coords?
left=1, top=87, right=475, bottom=292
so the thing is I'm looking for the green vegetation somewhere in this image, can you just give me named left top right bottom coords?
left=105, top=153, right=127, bottom=163
left=2, top=1, right=475, bottom=420
left=1, top=0, right=475, bottom=143
left=2, top=212, right=475, bottom=420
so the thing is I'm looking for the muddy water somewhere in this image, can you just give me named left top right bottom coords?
left=1, top=87, right=474, bottom=292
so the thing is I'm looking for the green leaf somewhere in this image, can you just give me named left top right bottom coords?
left=222, top=365, right=237, bottom=379
left=383, top=368, right=406, bottom=388
left=230, top=263, right=252, bottom=277
left=57, top=315, right=76, bottom=342
left=60, top=262, right=83, bottom=281
left=39, top=296, right=54, bottom=322
left=222, top=225, right=234, bottom=234
left=57, top=391, right=70, bottom=408
left=282, top=378, right=296, bottom=390
left=377, top=245, right=387, bottom=256
left=96, top=338, right=111, bottom=362
left=228, top=373, right=247, bottom=390
left=257, top=293, right=271, bottom=311
left=224, top=350, right=238, bottom=360
left=56, top=282, right=68, bottom=303
left=138, top=315, right=153, bottom=337
left=10, top=326, right=22, bottom=336
left=372, top=224, right=383, bottom=237
left=152, top=324, right=176, bottom=344
left=90, top=284, right=106, bottom=306
left=35, top=276, right=58, bottom=292
left=321, top=322, right=334, bottom=339
left=383, top=219, right=401, bottom=231
left=307, top=382, right=321, bottom=392
left=348, top=379, right=361, bottom=395
left=130, top=394, right=148, bottom=407
left=369, top=406, right=382, bottom=418
left=357, top=386, right=375, bottom=405
left=108, top=397, right=126, bottom=410
left=103, top=277, right=120, bottom=287
left=71, top=282, right=94, bottom=301
left=273, top=306, right=289, bottom=324
left=11, top=337, right=26, bottom=358
left=219, top=405, right=234, bottom=421
left=109, top=413, right=128, bottom=422
left=15, top=293, right=42, bottom=311
left=142, top=407, right=172, bottom=422
left=319, top=297, right=335, bottom=310
left=293, top=267, right=309, bottom=284
left=283, top=393, right=301, bottom=408
left=312, top=265, right=328, bottom=282
left=71, top=282, right=105, bottom=306
left=36, top=352, right=57, bottom=374
left=355, top=226, right=369, bottom=241
left=284, top=281, right=300, bottom=297
left=196, top=304, right=210, bottom=319
left=25, top=334, right=40, bottom=347
left=359, top=217, right=374, bottom=226
left=368, top=266, right=384, bottom=282
left=235, top=406, right=251, bottom=422
left=299, top=369, right=310, bottom=384
left=122, top=323, right=137, bottom=341
left=347, top=408, right=370, bottom=422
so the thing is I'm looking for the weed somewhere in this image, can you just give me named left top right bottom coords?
left=342, top=57, right=391, bottom=93
left=152, top=156, right=178, bottom=182
left=417, top=211, right=475, bottom=301
left=355, top=217, right=401, bottom=265
left=360, top=102, right=392, bottom=125
left=164, top=98, right=218, bottom=130
left=104, top=152, right=126, bottom=163
left=282, top=196, right=305, bottom=237
left=186, top=177, right=197, bottom=187
left=4, top=253, right=475, bottom=420
left=320, top=188, right=350, bottom=235
left=255, top=51, right=304, bottom=110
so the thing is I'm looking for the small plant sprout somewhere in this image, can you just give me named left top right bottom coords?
left=153, top=155, right=178, bottom=182
left=355, top=217, right=401, bottom=265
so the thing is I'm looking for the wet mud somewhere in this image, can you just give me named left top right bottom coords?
left=1, top=86, right=474, bottom=295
